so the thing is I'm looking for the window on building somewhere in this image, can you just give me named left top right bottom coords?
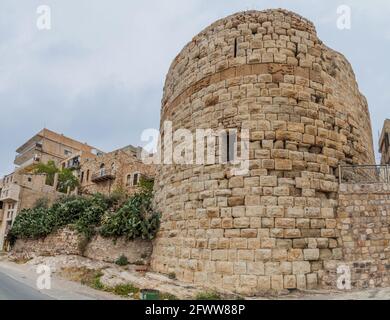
left=133, top=173, right=141, bottom=186
left=64, top=149, right=72, bottom=156
left=86, top=170, right=90, bottom=182
left=221, top=130, right=237, bottom=164
left=80, top=171, right=84, bottom=184
left=100, top=164, right=105, bottom=176
left=126, top=174, right=131, bottom=186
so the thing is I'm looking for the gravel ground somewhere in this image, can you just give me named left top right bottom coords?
left=1, top=254, right=390, bottom=300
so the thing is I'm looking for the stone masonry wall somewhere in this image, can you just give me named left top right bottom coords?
left=321, top=183, right=390, bottom=289
left=12, top=228, right=153, bottom=265
left=151, top=9, right=375, bottom=295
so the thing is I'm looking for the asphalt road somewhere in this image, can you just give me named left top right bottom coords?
left=0, top=270, right=52, bottom=300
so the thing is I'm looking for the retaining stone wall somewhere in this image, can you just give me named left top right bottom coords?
left=12, top=228, right=153, bottom=265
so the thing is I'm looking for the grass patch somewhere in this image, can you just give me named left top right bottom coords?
left=90, top=273, right=105, bottom=290
left=61, top=267, right=140, bottom=298
left=195, top=291, right=222, bottom=300
left=111, top=284, right=140, bottom=297
left=159, top=292, right=178, bottom=300
left=11, top=256, right=32, bottom=264
left=60, top=267, right=105, bottom=290
left=59, top=267, right=179, bottom=300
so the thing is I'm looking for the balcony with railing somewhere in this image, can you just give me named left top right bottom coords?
left=339, top=165, right=390, bottom=184
left=64, top=157, right=80, bottom=170
left=16, top=157, right=41, bottom=172
left=0, top=184, right=21, bottom=202
left=91, top=169, right=116, bottom=183
left=14, top=142, right=43, bottom=166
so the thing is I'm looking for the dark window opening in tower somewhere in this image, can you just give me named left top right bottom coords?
left=222, top=131, right=237, bottom=163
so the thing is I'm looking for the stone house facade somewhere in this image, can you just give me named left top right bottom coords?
left=14, top=128, right=99, bottom=172
left=76, top=145, right=155, bottom=196
left=0, top=171, right=59, bottom=250
left=0, top=129, right=101, bottom=251
left=1, top=129, right=155, bottom=251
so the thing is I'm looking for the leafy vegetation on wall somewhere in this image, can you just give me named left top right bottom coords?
left=33, top=161, right=59, bottom=186
left=8, top=178, right=160, bottom=244
left=57, top=168, right=80, bottom=193
left=32, top=160, right=79, bottom=193
left=100, top=179, right=160, bottom=240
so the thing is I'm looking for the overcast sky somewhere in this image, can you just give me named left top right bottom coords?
left=0, top=0, right=389, bottom=176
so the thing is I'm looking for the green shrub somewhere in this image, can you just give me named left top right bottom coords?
left=33, top=197, right=50, bottom=210
left=108, top=188, right=128, bottom=208
left=57, top=168, right=80, bottom=193
left=10, top=194, right=109, bottom=240
left=74, top=194, right=110, bottom=239
left=33, top=161, right=58, bottom=186
left=112, top=284, right=139, bottom=297
left=9, top=179, right=160, bottom=244
left=32, top=160, right=79, bottom=192
left=115, top=255, right=129, bottom=266
left=100, top=178, right=160, bottom=240
left=77, top=269, right=104, bottom=290
left=9, top=207, right=53, bottom=239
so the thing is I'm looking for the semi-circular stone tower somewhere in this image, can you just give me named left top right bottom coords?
left=152, top=9, right=375, bottom=295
